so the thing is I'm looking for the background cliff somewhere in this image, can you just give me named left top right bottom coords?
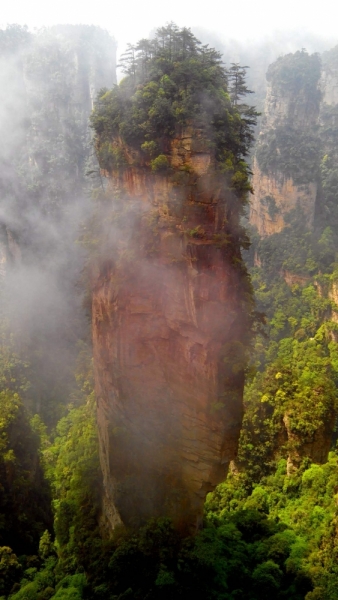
left=0, top=24, right=116, bottom=423
left=250, top=50, right=321, bottom=236
left=204, top=47, right=338, bottom=599
left=235, top=48, right=338, bottom=471
left=251, top=46, right=338, bottom=241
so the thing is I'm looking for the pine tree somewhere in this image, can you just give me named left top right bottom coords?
left=118, top=43, right=137, bottom=81
left=228, top=63, right=253, bottom=106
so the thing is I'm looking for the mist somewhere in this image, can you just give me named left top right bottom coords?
left=0, top=15, right=336, bottom=430
left=1, top=7, right=338, bottom=599
left=0, top=25, right=116, bottom=422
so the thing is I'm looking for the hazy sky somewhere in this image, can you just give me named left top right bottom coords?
left=1, top=0, right=338, bottom=54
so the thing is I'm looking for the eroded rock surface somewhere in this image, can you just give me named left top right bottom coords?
left=250, top=158, right=317, bottom=237
left=250, top=52, right=321, bottom=237
left=92, top=131, right=250, bottom=532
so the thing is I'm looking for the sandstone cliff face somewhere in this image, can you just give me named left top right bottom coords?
left=321, top=47, right=338, bottom=106
left=250, top=52, right=321, bottom=237
left=329, top=280, right=338, bottom=328
left=92, top=131, right=250, bottom=532
left=250, top=158, right=317, bottom=236
left=281, top=270, right=311, bottom=287
left=251, top=49, right=338, bottom=239
left=263, top=75, right=319, bottom=131
left=248, top=51, right=338, bottom=471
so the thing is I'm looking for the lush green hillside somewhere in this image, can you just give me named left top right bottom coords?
left=205, top=48, right=338, bottom=600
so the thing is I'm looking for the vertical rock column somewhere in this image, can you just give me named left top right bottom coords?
left=250, top=51, right=322, bottom=237
left=92, top=131, right=250, bottom=533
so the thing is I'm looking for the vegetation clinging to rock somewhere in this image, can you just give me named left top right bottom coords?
left=90, top=23, right=257, bottom=199
left=256, top=50, right=321, bottom=183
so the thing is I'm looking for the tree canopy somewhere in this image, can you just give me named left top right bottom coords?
left=90, top=23, right=258, bottom=186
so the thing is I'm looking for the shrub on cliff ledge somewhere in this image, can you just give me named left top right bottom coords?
left=150, top=154, right=169, bottom=172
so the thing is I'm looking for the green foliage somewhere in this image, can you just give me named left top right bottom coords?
left=237, top=335, right=338, bottom=481
left=39, top=532, right=54, bottom=561
left=53, top=574, right=86, bottom=599
left=49, top=513, right=309, bottom=599
left=91, top=24, right=257, bottom=199
left=216, top=47, right=338, bottom=600
left=4, top=346, right=103, bottom=599
left=252, top=206, right=338, bottom=278
left=0, top=390, right=52, bottom=555
left=141, top=140, right=158, bottom=157
left=207, top=451, right=338, bottom=599
left=5, top=346, right=316, bottom=600
left=238, top=211, right=338, bottom=483
left=0, top=547, right=21, bottom=597
left=256, top=50, right=321, bottom=183
left=256, top=127, right=320, bottom=183
left=221, top=46, right=338, bottom=597
left=44, top=368, right=102, bottom=580
left=96, top=142, right=126, bottom=171
left=262, top=195, right=279, bottom=220
left=0, top=318, right=30, bottom=396
left=150, top=154, right=169, bottom=172
left=266, top=50, right=321, bottom=95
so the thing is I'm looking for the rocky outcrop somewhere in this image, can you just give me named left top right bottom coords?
left=281, top=270, right=311, bottom=287
left=250, top=158, right=317, bottom=236
left=250, top=51, right=321, bottom=237
left=328, top=280, right=338, bottom=327
left=251, top=47, right=338, bottom=239
left=321, top=47, right=338, bottom=106
left=263, top=72, right=320, bottom=131
left=329, top=280, right=338, bottom=304
left=92, top=130, right=251, bottom=533
left=284, top=412, right=336, bottom=475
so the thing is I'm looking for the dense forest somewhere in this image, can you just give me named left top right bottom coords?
left=1, top=22, right=338, bottom=600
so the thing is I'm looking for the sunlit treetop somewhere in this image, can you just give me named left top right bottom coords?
left=91, top=22, right=258, bottom=185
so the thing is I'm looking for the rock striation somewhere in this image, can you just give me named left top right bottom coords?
left=250, top=158, right=317, bottom=236
left=91, top=130, right=251, bottom=533
left=251, top=47, right=338, bottom=238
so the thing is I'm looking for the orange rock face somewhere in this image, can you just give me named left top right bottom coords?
left=250, top=158, right=317, bottom=237
left=91, top=131, right=251, bottom=533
